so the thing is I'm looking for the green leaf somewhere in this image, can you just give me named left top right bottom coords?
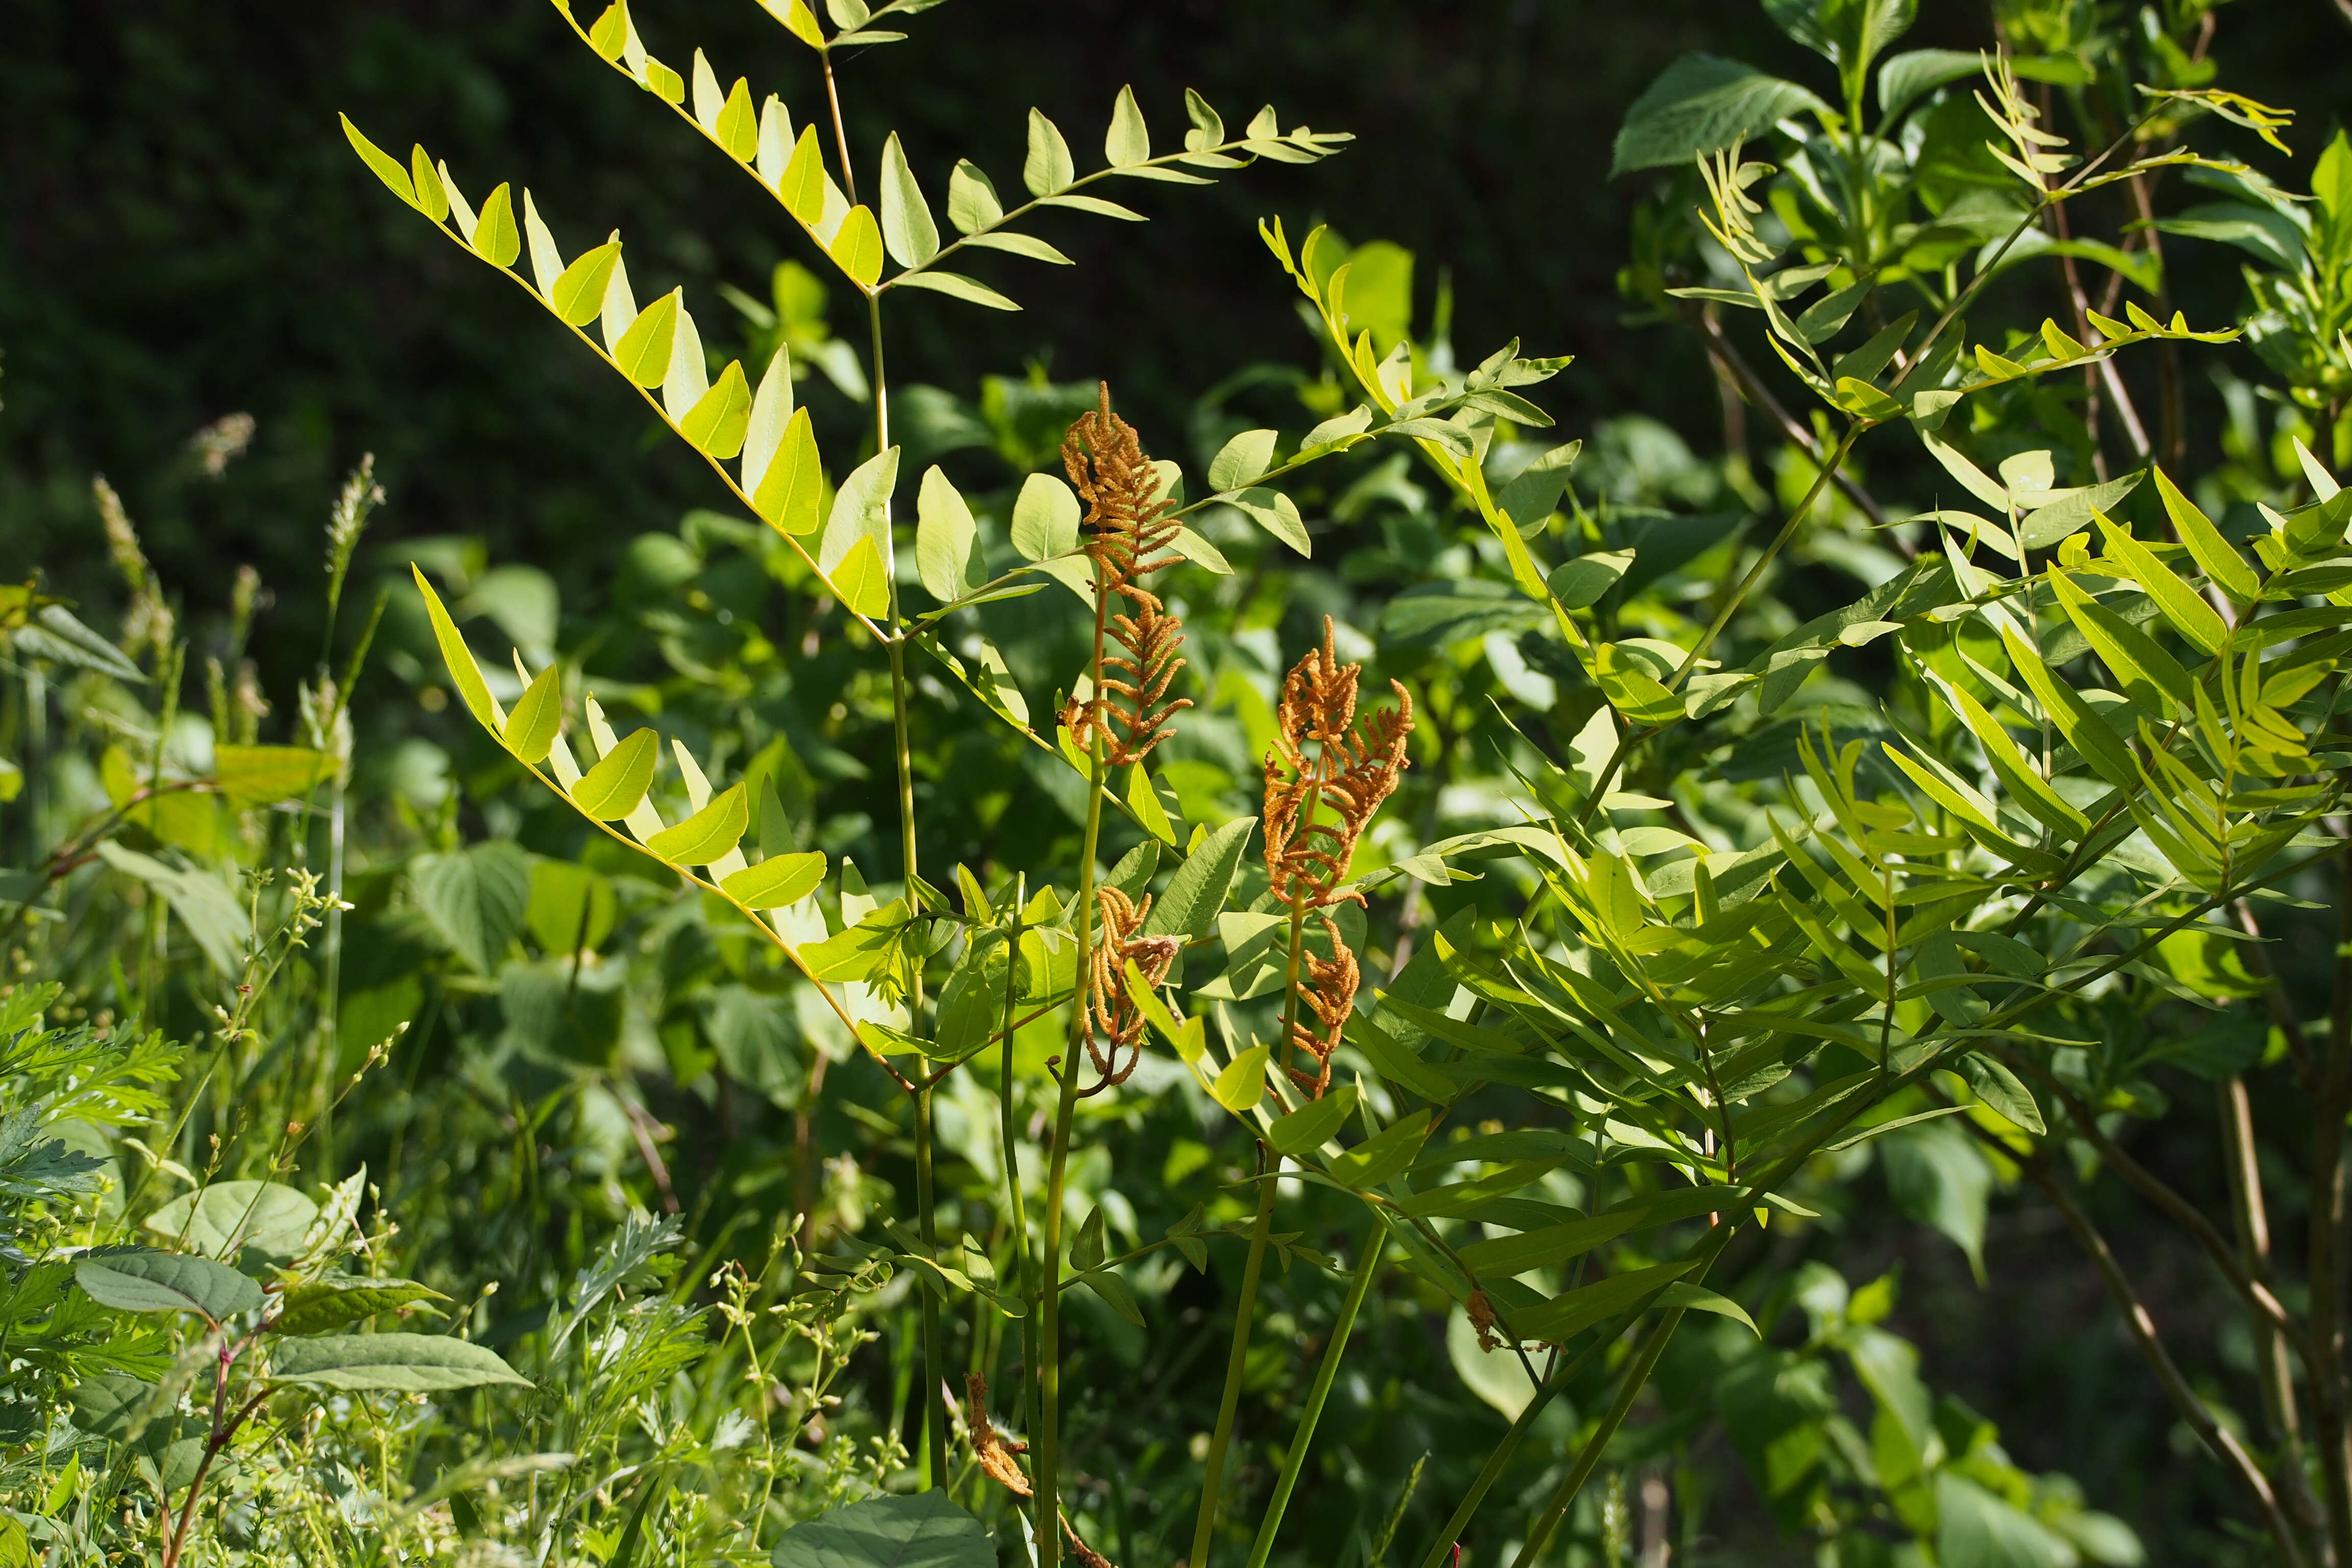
left=780, top=126, right=828, bottom=224
left=414, top=841, right=532, bottom=974
left=1496, top=439, right=1582, bottom=527
left=266, top=1333, right=531, bottom=1393
left=1269, top=1086, right=1360, bottom=1157
left=572, top=728, right=660, bottom=820
left=1212, top=1045, right=1269, bottom=1112
left=473, top=182, right=521, bottom=268
left=946, top=160, right=1002, bottom=234
left=1934, top=1472, right=2078, bottom=1568
left=832, top=534, right=891, bottom=620
left=1209, top=429, right=1278, bottom=492
left=92, top=842, right=247, bottom=976
left=615, top=290, right=681, bottom=388
left=916, top=467, right=978, bottom=604
left=754, top=407, right=825, bottom=537
left=1998, top=623, right=2138, bottom=789
left=722, top=851, right=829, bottom=910
left=550, top=239, right=622, bottom=325
left=1655, top=1281, right=1759, bottom=1334
left=682, top=359, right=754, bottom=459
left=1548, top=550, right=1635, bottom=610
left=1228, top=487, right=1310, bottom=555
left=1877, top=48, right=1984, bottom=120
left=1595, top=642, right=1683, bottom=726
left=1961, top=1053, right=2045, bottom=1135
left=213, top=744, right=332, bottom=807
left=1105, top=85, right=1150, bottom=167
left=1141, top=817, right=1256, bottom=939
left=1610, top=54, right=1829, bottom=177
left=1513, top=1260, right=1695, bottom=1342
left=145, top=1179, right=322, bottom=1260
left=340, top=114, right=417, bottom=209
left=502, top=665, right=564, bottom=765
left=893, top=271, right=1021, bottom=310
left=645, top=782, right=749, bottom=867
left=76, top=1252, right=264, bottom=1322
left=411, top=567, right=500, bottom=731
left=527, top=859, right=615, bottom=953
left=72, top=1373, right=170, bottom=1442
left=829, top=206, right=884, bottom=288
left=2154, top=465, right=2258, bottom=605
left=878, top=133, right=940, bottom=267
left=1328, top=1110, right=1430, bottom=1188
left=1765, top=0, right=1917, bottom=69
left=821, top=446, right=900, bottom=591
left=1024, top=109, right=1075, bottom=195
left=1011, top=474, right=1081, bottom=561
left=2095, top=518, right=2228, bottom=655
left=1454, top=1209, right=1645, bottom=1280
left=273, top=1278, right=447, bottom=1336
left=2049, top=571, right=2194, bottom=715
left=769, top=1489, right=994, bottom=1568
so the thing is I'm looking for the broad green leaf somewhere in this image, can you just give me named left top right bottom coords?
left=554, top=244, right=624, bottom=328
left=830, top=206, right=884, bottom=288
left=681, top=359, right=753, bottom=459
left=527, top=859, right=616, bottom=953
left=2154, top=465, right=2258, bottom=605
left=71, top=1373, right=170, bottom=1442
left=1610, top=54, right=1829, bottom=177
left=614, top=290, right=681, bottom=387
left=780, top=127, right=828, bottom=224
left=1548, top=550, right=1634, bottom=610
left=1125, top=763, right=1176, bottom=845
left=340, top=114, right=417, bottom=208
left=741, top=346, right=795, bottom=494
left=832, top=534, right=891, bottom=620
left=411, top=567, right=500, bottom=730
left=273, top=1278, right=447, bottom=1336
left=802, top=900, right=912, bottom=982
left=1655, top=1281, right=1759, bottom=1334
left=76, top=1252, right=264, bottom=1322
left=1105, top=85, right=1150, bottom=166
left=946, top=160, right=1002, bottom=234
left=1268, top=1086, right=1360, bottom=1156
left=1328, top=1110, right=1430, bottom=1188
left=472, top=182, right=521, bottom=268
left=915, top=467, right=977, bottom=603
left=213, top=744, right=332, bottom=807
left=1081, top=1269, right=1145, bottom=1326
left=1961, top=1053, right=2045, bottom=1134
left=878, top=133, right=940, bottom=267
left=1765, top=0, right=1916, bottom=69
left=1024, top=109, right=1075, bottom=195
left=716, top=77, right=758, bottom=161
left=144, top=1182, right=321, bottom=1264
left=1212, top=1045, right=1270, bottom=1112
left=966, top=230, right=1072, bottom=265
left=1140, top=817, right=1257, bottom=939
left=1496, top=439, right=1582, bottom=527
left=769, top=1490, right=994, bottom=1568
left=1228, top=487, right=1310, bottom=555
left=646, top=782, right=749, bottom=867
left=722, top=851, right=828, bottom=910
left=1209, top=429, right=1278, bottom=492
left=1011, top=473, right=1081, bottom=561
left=586, top=0, right=629, bottom=59
left=92, top=842, right=246, bottom=975
left=1876, top=47, right=1981, bottom=120
left=502, top=665, right=564, bottom=765
left=411, top=148, right=449, bottom=223
left=266, top=1333, right=531, bottom=1393
left=1935, top=1473, right=2078, bottom=1568
left=755, top=407, right=824, bottom=537
left=1926, top=674, right=2088, bottom=835
left=1594, top=642, right=1683, bottom=726
left=893, top=272, right=1020, bottom=310
left=413, top=841, right=532, bottom=974
left=572, top=728, right=660, bottom=820
left=1513, top=1260, right=1695, bottom=1342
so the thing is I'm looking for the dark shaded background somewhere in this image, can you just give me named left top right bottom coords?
left=6, top=0, right=2352, bottom=1554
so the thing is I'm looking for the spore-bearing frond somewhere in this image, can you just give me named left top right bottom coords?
left=1262, top=616, right=1414, bottom=1098
left=1060, top=383, right=1192, bottom=767
left=1084, top=885, right=1182, bottom=1090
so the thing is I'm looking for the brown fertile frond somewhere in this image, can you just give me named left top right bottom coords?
left=965, top=1375, right=1120, bottom=1567
left=1061, top=382, right=1193, bottom=766
left=1263, top=617, right=1414, bottom=1098
left=965, top=1374, right=1033, bottom=1498
left=1085, top=885, right=1182, bottom=1089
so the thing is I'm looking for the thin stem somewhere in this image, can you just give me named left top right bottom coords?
left=1035, top=571, right=1112, bottom=1566
left=1243, top=1227, right=1386, bottom=1568
left=1191, top=1154, right=1280, bottom=1568
left=1693, top=306, right=1888, bottom=529
left=1994, top=1125, right=2313, bottom=1567
left=1507, top=1308, right=1688, bottom=1568
left=2310, top=841, right=2352, bottom=1565
left=914, top=1081, right=946, bottom=1487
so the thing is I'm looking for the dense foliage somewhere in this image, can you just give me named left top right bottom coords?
left=8, top=1, right=2352, bottom=1565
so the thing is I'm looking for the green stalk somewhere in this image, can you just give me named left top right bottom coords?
left=1506, top=1308, right=1687, bottom=1568
left=1037, top=572, right=1113, bottom=1567
left=1243, top=1227, right=1386, bottom=1568
left=1191, top=1153, right=1280, bottom=1568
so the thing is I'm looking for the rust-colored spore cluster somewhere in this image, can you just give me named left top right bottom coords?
left=965, top=1374, right=1119, bottom=1566
left=1084, top=886, right=1183, bottom=1089
left=1264, top=617, right=1413, bottom=1098
left=1060, top=383, right=1191, bottom=768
